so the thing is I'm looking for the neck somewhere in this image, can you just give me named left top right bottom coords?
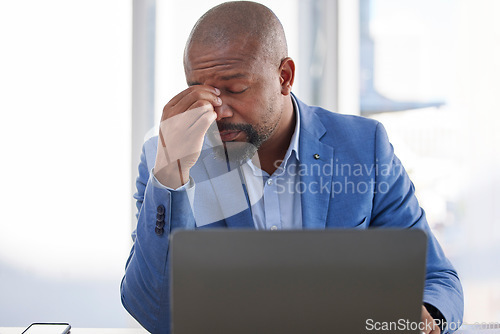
left=257, top=96, right=295, bottom=175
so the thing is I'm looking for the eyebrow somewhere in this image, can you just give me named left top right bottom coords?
left=187, top=73, right=247, bottom=86
left=220, top=73, right=247, bottom=81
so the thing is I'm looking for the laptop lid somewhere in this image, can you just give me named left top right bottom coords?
left=170, top=229, right=427, bottom=334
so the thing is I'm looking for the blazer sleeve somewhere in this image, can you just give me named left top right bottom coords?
left=370, top=122, right=464, bottom=333
left=120, top=140, right=195, bottom=334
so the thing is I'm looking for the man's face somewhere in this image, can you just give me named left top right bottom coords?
left=184, top=40, right=284, bottom=162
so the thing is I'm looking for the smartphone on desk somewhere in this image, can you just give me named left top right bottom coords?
left=22, top=323, right=71, bottom=334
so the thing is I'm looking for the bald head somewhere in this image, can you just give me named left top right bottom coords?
left=184, top=1, right=288, bottom=68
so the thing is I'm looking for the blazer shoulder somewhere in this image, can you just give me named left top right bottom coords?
left=303, top=103, right=382, bottom=146
left=295, top=96, right=380, bottom=135
left=315, top=107, right=380, bottom=131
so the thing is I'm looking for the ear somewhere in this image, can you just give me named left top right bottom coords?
left=278, top=57, right=295, bottom=96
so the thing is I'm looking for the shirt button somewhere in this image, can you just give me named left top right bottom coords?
left=270, top=225, right=278, bottom=231
left=267, top=179, right=273, bottom=185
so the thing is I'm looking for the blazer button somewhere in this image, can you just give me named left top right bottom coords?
left=157, top=205, right=165, bottom=215
left=156, top=219, right=165, bottom=229
left=155, top=227, right=164, bottom=236
left=156, top=213, right=165, bottom=221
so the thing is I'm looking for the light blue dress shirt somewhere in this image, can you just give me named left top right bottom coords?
left=241, top=97, right=302, bottom=230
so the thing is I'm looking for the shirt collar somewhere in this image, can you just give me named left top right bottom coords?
left=289, top=94, right=301, bottom=161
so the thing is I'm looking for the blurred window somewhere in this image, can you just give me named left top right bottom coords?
left=360, top=0, right=500, bottom=323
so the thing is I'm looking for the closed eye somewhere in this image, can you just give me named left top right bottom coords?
left=226, top=87, right=248, bottom=94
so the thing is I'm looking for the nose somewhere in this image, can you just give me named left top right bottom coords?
left=214, top=102, right=233, bottom=121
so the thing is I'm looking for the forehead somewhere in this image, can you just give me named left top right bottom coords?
left=184, top=42, right=267, bottom=83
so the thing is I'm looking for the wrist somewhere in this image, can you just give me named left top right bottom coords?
left=153, top=160, right=190, bottom=189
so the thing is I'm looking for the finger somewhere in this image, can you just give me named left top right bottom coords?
left=188, top=107, right=217, bottom=136
left=157, top=101, right=214, bottom=151
left=167, top=85, right=219, bottom=108
left=186, top=99, right=216, bottom=113
left=421, top=317, right=438, bottom=334
left=162, top=86, right=220, bottom=120
left=158, top=101, right=214, bottom=139
left=171, top=89, right=221, bottom=118
left=184, top=102, right=217, bottom=136
left=158, top=109, right=216, bottom=161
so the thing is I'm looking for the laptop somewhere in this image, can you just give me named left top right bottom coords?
left=170, top=229, right=427, bottom=334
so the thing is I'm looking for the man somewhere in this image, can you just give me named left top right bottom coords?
left=121, top=2, right=463, bottom=333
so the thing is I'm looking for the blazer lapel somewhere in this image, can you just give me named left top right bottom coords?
left=297, top=99, right=334, bottom=230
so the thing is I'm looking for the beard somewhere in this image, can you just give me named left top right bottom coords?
left=208, top=122, right=267, bottom=163
left=206, top=100, right=281, bottom=163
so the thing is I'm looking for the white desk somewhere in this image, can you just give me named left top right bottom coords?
left=0, top=329, right=148, bottom=334
left=1, top=325, right=498, bottom=333
left=458, top=324, right=500, bottom=333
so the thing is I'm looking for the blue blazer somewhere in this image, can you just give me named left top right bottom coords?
left=121, top=96, right=464, bottom=333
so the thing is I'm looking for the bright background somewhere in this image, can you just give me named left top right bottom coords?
left=366, top=0, right=500, bottom=323
left=0, top=0, right=498, bottom=328
left=0, top=0, right=133, bottom=327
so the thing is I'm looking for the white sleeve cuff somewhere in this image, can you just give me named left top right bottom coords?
left=151, top=168, right=194, bottom=190
left=150, top=168, right=196, bottom=208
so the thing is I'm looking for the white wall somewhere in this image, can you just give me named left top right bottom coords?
left=0, top=0, right=133, bottom=327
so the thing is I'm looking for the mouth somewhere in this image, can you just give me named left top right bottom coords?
left=219, top=130, right=242, bottom=142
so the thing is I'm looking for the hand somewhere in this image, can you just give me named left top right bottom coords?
left=421, top=305, right=441, bottom=334
left=154, top=85, right=222, bottom=188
